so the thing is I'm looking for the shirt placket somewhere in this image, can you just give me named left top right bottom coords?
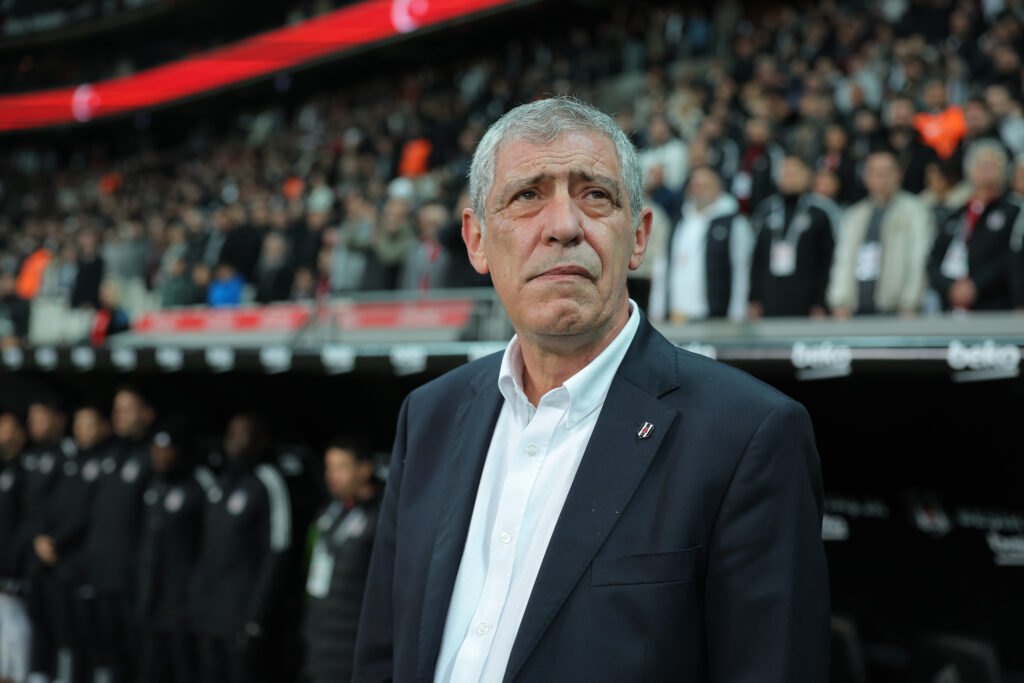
left=450, top=394, right=564, bottom=682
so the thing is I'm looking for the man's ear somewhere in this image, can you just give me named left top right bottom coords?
left=628, top=207, right=654, bottom=271
left=462, top=208, right=490, bottom=275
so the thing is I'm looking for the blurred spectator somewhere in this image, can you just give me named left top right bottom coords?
left=734, top=118, right=782, bottom=215
left=22, top=396, right=72, bottom=683
left=327, top=194, right=376, bottom=293
left=438, top=190, right=491, bottom=289
left=649, top=166, right=753, bottom=322
left=639, top=114, right=689, bottom=193
left=0, top=271, right=30, bottom=349
left=189, top=414, right=292, bottom=683
left=816, top=123, right=862, bottom=206
left=158, top=258, right=201, bottom=308
left=293, top=210, right=329, bottom=272
left=886, top=95, right=939, bottom=193
left=0, top=412, right=31, bottom=683
left=919, top=158, right=972, bottom=229
left=749, top=155, right=836, bottom=318
left=70, top=231, right=105, bottom=310
left=399, top=203, right=450, bottom=291
left=985, top=84, right=1024, bottom=155
left=137, top=417, right=210, bottom=683
left=89, top=280, right=131, bottom=347
left=254, top=233, right=294, bottom=304
left=828, top=150, right=935, bottom=318
left=32, top=406, right=108, bottom=683
left=302, top=437, right=382, bottom=683
left=207, top=264, right=245, bottom=308
left=291, top=266, right=317, bottom=302
left=192, top=263, right=212, bottom=304
left=15, top=244, right=52, bottom=301
left=928, top=140, right=1019, bottom=311
left=80, top=386, right=155, bottom=683
left=366, top=198, right=417, bottom=290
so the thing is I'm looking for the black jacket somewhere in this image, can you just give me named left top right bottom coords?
left=189, top=457, right=292, bottom=638
left=928, top=193, right=1022, bottom=310
left=304, top=492, right=382, bottom=683
left=81, top=435, right=152, bottom=595
left=138, top=464, right=214, bottom=630
left=0, top=457, right=27, bottom=587
left=36, top=441, right=108, bottom=584
left=17, top=439, right=76, bottom=578
left=750, top=193, right=836, bottom=316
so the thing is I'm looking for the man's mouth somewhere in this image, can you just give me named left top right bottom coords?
left=532, top=265, right=593, bottom=280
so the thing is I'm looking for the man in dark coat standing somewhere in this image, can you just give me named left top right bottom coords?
left=303, top=437, right=382, bottom=683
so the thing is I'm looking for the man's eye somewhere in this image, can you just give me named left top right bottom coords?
left=585, top=189, right=609, bottom=200
left=513, top=190, right=537, bottom=201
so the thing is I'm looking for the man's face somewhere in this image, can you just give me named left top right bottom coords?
left=27, top=404, right=63, bottom=443
left=970, top=150, right=1006, bottom=192
left=224, top=415, right=261, bottom=462
left=0, top=414, right=25, bottom=461
left=73, top=408, right=109, bottom=450
left=863, top=153, right=901, bottom=201
left=778, top=157, right=811, bottom=194
left=324, top=447, right=370, bottom=500
left=463, top=131, right=651, bottom=347
left=686, top=168, right=721, bottom=209
left=112, top=390, right=152, bottom=439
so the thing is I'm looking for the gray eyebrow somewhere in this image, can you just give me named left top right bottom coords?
left=495, top=171, right=623, bottom=207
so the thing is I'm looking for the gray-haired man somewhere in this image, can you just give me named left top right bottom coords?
left=353, top=97, right=830, bottom=682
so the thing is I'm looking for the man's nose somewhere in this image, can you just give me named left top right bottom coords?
left=541, top=190, right=584, bottom=246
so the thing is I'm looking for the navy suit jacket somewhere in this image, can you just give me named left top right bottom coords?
left=353, top=316, right=830, bottom=682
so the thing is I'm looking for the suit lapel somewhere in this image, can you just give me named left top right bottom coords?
left=503, top=319, right=682, bottom=683
left=416, top=359, right=504, bottom=682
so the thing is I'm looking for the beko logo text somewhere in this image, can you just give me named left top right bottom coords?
left=792, top=341, right=852, bottom=370
left=947, top=340, right=1020, bottom=371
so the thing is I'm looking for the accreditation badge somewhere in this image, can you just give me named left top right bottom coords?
left=305, top=541, right=334, bottom=598
left=770, top=241, right=797, bottom=277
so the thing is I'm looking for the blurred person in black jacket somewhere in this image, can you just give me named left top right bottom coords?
left=32, top=406, right=111, bottom=683
left=189, top=414, right=292, bottom=683
left=0, top=411, right=30, bottom=683
left=20, top=396, right=74, bottom=683
left=137, top=417, right=214, bottom=683
left=80, top=386, right=155, bottom=683
left=0, top=271, right=29, bottom=349
left=303, top=437, right=382, bottom=683
left=749, top=155, right=837, bottom=318
left=929, top=140, right=1021, bottom=311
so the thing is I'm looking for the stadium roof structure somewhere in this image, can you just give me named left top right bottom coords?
left=0, top=0, right=533, bottom=132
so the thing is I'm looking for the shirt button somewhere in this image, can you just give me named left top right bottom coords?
left=500, top=531, right=512, bottom=544
left=525, top=445, right=539, bottom=457
left=476, top=622, right=491, bottom=636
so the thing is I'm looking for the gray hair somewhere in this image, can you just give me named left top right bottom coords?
left=964, top=139, right=1009, bottom=184
left=468, top=96, right=644, bottom=229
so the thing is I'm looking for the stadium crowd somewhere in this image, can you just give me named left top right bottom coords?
left=0, top=387, right=382, bottom=683
left=4, top=0, right=1024, bottom=349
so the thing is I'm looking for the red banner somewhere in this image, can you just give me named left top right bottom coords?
left=0, top=0, right=521, bottom=131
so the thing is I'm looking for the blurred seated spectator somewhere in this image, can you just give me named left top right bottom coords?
left=439, top=190, right=491, bottom=289
left=158, top=258, right=201, bottom=308
left=254, top=233, right=294, bottom=304
left=649, top=166, right=753, bottom=323
left=89, top=280, right=131, bottom=346
left=828, top=150, right=935, bottom=318
left=16, top=243, right=52, bottom=301
left=327, top=194, right=376, bottom=293
left=817, top=123, right=862, bottom=207
left=0, top=271, right=29, bottom=348
left=207, top=264, right=244, bottom=308
left=399, top=203, right=450, bottom=291
left=365, top=196, right=416, bottom=291
left=192, top=263, right=212, bottom=304
left=291, top=266, right=317, bottom=302
left=887, top=94, right=939, bottom=194
left=639, top=115, right=689, bottom=193
left=749, top=155, right=836, bottom=318
left=928, top=140, right=1020, bottom=311
left=984, top=84, right=1024, bottom=155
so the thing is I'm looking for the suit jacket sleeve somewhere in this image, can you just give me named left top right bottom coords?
left=352, top=395, right=409, bottom=683
left=704, top=400, right=830, bottom=683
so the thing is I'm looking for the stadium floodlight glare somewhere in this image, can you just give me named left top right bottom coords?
left=0, top=0, right=524, bottom=132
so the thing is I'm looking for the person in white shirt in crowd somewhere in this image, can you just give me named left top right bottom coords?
left=638, top=115, right=688, bottom=193
left=828, top=149, right=935, bottom=318
left=649, top=166, right=754, bottom=323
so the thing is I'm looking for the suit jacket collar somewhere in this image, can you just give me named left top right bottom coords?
left=416, top=316, right=682, bottom=682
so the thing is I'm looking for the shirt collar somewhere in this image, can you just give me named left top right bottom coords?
left=497, top=300, right=641, bottom=427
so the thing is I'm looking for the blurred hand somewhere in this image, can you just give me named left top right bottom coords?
left=747, top=302, right=763, bottom=320
left=833, top=306, right=852, bottom=321
left=34, top=536, right=58, bottom=566
left=949, top=278, right=977, bottom=309
left=809, top=305, right=828, bottom=320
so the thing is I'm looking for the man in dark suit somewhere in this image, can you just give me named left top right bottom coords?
left=353, top=97, right=830, bottom=683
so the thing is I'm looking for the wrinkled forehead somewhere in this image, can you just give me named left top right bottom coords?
left=492, top=130, right=623, bottom=186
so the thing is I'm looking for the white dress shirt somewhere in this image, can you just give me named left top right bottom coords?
left=434, top=302, right=641, bottom=683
